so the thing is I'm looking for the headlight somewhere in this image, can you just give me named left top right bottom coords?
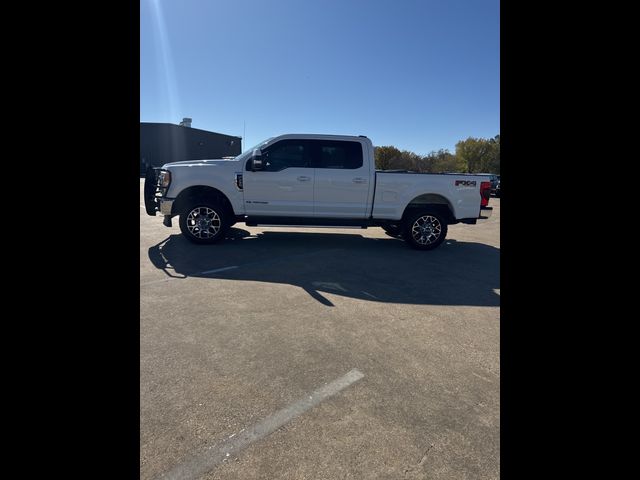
left=159, top=170, right=171, bottom=189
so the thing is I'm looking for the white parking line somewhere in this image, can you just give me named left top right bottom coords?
left=140, top=248, right=343, bottom=288
left=139, top=277, right=180, bottom=287
left=140, top=266, right=238, bottom=287
left=158, top=369, right=365, bottom=480
left=200, top=266, right=239, bottom=275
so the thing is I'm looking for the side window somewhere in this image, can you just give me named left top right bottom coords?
left=262, top=140, right=309, bottom=172
left=315, top=141, right=363, bottom=169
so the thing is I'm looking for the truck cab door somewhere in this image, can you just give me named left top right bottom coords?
left=311, top=139, right=371, bottom=218
left=243, top=139, right=314, bottom=217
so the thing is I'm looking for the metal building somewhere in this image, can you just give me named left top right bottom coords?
left=140, top=119, right=241, bottom=174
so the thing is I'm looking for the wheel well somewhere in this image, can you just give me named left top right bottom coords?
left=172, top=186, right=235, bottom=217
left=402, top=194, right=455, bottom=224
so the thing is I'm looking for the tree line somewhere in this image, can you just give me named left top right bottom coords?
left=375, top=135, right=500, bottom=174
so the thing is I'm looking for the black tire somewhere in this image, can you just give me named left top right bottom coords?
left=403, top=210, right=448, bottom=250
left=179, top=202, right=229, bottom=244
left=382, top=224, right=403, bottom=238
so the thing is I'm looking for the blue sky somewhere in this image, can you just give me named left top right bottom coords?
left=140, top=0, right=499, bottom=155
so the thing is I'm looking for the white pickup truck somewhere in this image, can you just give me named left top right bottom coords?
left=144, top=134, right=492, bottom=250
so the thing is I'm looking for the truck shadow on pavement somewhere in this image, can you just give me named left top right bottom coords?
left=147, top=228, right=500, bottom=307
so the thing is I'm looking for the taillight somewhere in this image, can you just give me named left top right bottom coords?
left=480, top=181, right=491, bottom=207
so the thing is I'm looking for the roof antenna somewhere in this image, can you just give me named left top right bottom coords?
left=243, top=120, right=246, bottom=152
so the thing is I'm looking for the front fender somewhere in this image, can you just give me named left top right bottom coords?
left=165, top=164, right=245, bottom=215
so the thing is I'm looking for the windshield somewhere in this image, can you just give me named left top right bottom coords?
left=234, top=138, right=274, bottom=163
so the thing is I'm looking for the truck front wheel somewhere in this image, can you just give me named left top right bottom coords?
left=179, top=202, right=228, bottom=244
left=404, top=210, right=448, bottom=250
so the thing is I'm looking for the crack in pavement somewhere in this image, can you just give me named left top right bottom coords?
left=404, top=443, right=436, bottom=477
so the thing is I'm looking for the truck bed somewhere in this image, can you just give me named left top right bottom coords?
left=372, top=171, right=484, bottom=221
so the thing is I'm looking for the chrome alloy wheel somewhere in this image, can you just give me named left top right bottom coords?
left=411, top=215, right=442, bottom=245
left=186, top=207, right=221, bottom=239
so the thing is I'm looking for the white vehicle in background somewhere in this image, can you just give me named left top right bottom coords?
left=144, top=134, right=493, bottom=250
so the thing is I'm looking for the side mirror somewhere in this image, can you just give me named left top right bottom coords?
left=251, top=149, right=263, bottom=171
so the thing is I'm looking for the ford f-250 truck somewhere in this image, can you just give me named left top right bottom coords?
left=144, top=134, right=492, bottom=250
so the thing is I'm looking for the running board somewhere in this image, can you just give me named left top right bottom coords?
left=244, top=216, right=372, bottom=228
left=248, top=224, right=368, bottom=229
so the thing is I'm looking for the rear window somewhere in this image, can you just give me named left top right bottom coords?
left=314, top=141, right=363, bottom=169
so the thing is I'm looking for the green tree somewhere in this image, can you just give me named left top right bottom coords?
left=374, top=146, right=421, bottom=171
left=376, top=135, right=498, bottom=174
left=423, top=149, right=467, bottom=173
left=486, top=135, right=500, bottom=174
left=397, top=150, right=421, bottom=171
left=455, top=136, right=500, bottom=173
left=374, top=146, right=401, bottom=170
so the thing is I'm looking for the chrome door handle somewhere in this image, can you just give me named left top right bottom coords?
left=297, top=176, right=311, bottom=182
left=353, top=177, right=366, bottom=183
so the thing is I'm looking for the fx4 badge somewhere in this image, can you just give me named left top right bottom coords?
left=455, top=180, right=477, bottom=187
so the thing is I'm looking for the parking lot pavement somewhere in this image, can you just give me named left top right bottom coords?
left=140, top=179, right=500, bottom=479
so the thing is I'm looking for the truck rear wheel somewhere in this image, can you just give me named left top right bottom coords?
left=404, top=210, right=448, bottom=250
left=179, top=202, right=228, bottom=244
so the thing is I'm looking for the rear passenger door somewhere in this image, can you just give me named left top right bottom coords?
left=311, top=140, right=371, bottom=218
